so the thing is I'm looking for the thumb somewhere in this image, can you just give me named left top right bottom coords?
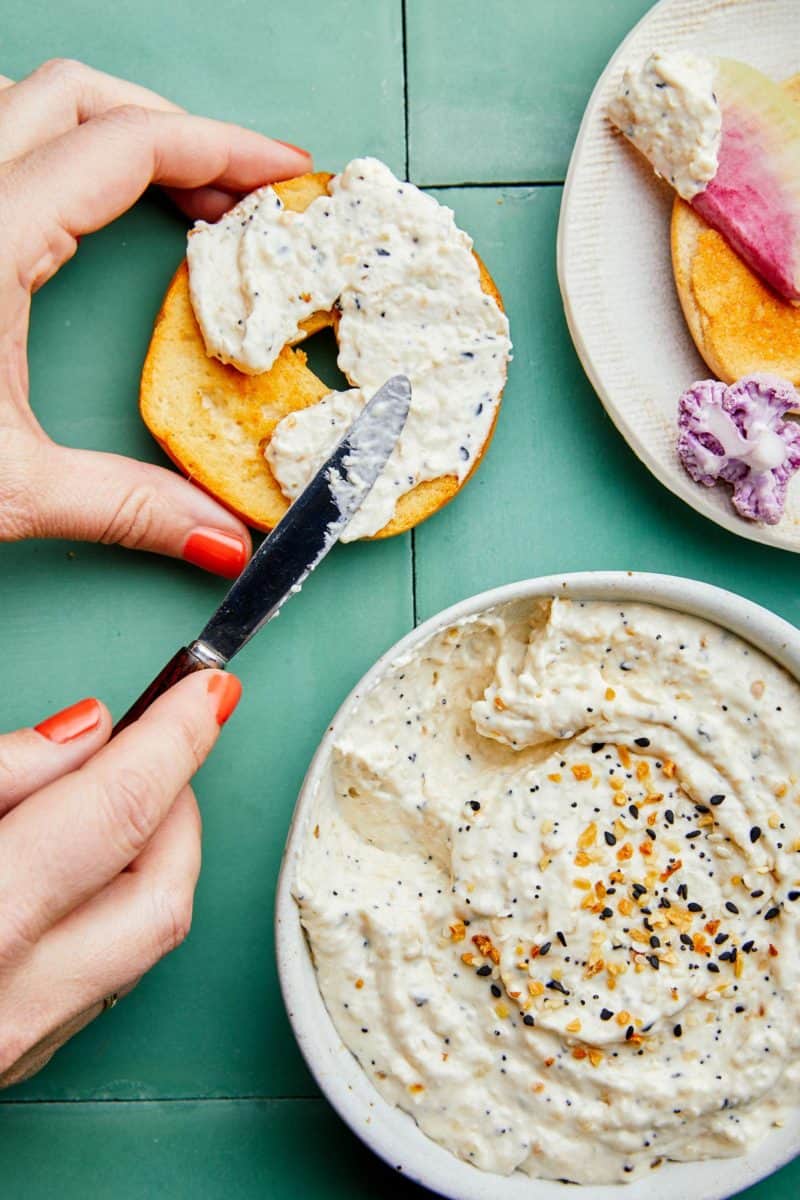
left=32, top=444, right=251, bottom=577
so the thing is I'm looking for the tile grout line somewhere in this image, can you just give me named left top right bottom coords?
left=400, top=0, right=420, bottom=628
left=425, top=179, right=564, bottom=190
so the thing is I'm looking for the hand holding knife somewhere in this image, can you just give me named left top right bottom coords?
left=113, top=375, right=412, bottom=734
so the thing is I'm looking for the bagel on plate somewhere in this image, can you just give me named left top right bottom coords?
left=671, top=75, right=800, bottom=388
left=140, top=164, right=510, bottom=538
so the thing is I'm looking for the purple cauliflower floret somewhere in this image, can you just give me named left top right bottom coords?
left=677, top=374, right=800, bottom=525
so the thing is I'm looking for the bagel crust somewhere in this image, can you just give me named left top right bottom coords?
left=141, top=169, right=508, bottom=538
left=671, top=75, right=800, bottom=388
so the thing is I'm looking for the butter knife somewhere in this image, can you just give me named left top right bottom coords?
left=113, top=375, right=411, bottom=734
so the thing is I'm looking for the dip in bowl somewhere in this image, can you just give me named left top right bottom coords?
left=276, top=572, right=800, bottom=1200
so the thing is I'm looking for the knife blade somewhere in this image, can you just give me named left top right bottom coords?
left=112, top=374, right=411, bottom=734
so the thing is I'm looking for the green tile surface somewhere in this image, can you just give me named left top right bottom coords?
left=0, top=0, right=797, bottom=1197
left=405, top=0, right=656, bottom=184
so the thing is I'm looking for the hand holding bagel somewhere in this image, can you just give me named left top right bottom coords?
left=0, top=57, right=312, bottom=574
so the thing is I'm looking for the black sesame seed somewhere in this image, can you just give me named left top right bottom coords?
left=709, top=794, right=725, bottom=806
left=599, top=907, right=613, bottom=920
left=634, top=737, right=650, bottom=747
left=685, top=830, right=701, bottom=840
left=648, top=955, right=660, bottom=970
left=665, top=809, right=675, bottom=824
left=591, top=742, right=605, bottom=753
left=632, top=884, right=647, bottom=899
left=789, top=891, right=800, bottom=902
left=649, top=935, right=660, bottom=948
left=600, top=1008, right=613, bottom=1021
left=680, top=933, right=694, bottom=948
left=546, top=979, right=569, bottom=995
left=764, top=906, right=780, bottom=921
left=469, top=801, right=481, bottom=811
left=725, top=901, right=739, bottom=915
left=625, top=1026, right=635, bottom=1040
left=557, top=931, right=567, bottom=947
left=629, top=804, right=639, bottom=819
left=646, top=828, right=656, bottom=841
left=604, top=831, right=617, bottom=846
left=714, top=933, right=729, bottom=945
left=539, top=942, right=552, bottom=956
left=476, top=965, right=492, bottom=977
left=523, top=1014, right=535, bottom=1026
left=491, top=984, right=502, bottom=998
left=707, top=962, right=720, bottom=973
left=749, top=826, right=762, bottom=843
left=673, top=1024, right=682, bottom=1037
left=741, top=940, right=755, bottom=953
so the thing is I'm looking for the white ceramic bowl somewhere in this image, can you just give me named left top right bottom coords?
left=276, top=571, right=800, bottom=1200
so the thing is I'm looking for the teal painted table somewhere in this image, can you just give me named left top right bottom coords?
left=1, top=2, right=797, bottom=1196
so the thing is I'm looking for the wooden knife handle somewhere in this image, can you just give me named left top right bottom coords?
left=112, top=641, right=226, bottom=737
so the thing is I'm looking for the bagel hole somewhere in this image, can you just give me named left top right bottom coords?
left=301, top=325, right=351, bottom=394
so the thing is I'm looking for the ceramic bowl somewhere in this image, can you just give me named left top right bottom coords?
left=276, top=571, right=800, bottom=1200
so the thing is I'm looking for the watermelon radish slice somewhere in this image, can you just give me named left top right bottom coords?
left=610, top=55, right=800, bottom=302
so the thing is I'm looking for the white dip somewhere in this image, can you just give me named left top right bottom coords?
left=186, top=158, right=511, bottom=540
left=608, top=52, right=722, bottom=201
left=295, top=598, right=800, bottom=1183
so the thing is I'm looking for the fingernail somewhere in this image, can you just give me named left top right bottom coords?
left=183, top=527, right=248, bottom=579
left=275, top=138, right=311, bottom=158
left=207, top=674, right=242, bottom=726
left=35, top=697, right=101, bottom=744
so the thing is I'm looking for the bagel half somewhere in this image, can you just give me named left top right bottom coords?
left=671, top=74, right=800, bottom=387
left=140, top=172, right=506, bottom=537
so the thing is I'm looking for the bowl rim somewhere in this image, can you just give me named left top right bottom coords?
left=275, top=570, right=800, bottom=1200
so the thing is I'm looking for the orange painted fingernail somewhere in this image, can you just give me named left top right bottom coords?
left=275, top=138, right=311, bottom=158
left=207, top=674, right=242, bottom=726
left=35, top=697, right=101, bottom=744
left=183, top=527, right=248, bottom=579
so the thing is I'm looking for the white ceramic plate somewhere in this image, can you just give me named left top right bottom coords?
left=276, top=571, right=800, bottom=1200
left=557, top=0, right=800, bottom=552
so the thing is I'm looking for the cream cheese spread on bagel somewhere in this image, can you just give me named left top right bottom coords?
left=295, top=598, right=800, bottom=1183
left=186, top=158, right=510, bottom=540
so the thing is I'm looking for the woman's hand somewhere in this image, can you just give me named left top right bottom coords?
left=0, top=58, right=312, bottom=576
left=0, top=670, right=241, bottom=1088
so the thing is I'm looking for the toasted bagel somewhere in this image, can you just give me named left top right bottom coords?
left=671, top=75, right=800, bottom=388
left=140, top=172, right=505, bottom=537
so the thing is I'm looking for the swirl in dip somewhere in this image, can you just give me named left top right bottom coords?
left=294, top=598, right=800, bottom=1183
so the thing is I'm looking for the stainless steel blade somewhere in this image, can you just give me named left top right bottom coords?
left=195, top=374, right=411, bottom=663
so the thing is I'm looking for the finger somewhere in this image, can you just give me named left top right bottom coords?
left=8, top=105, right=312, bottom=290
left=0, top=75, right=13, bottom=90
left=0, top=972, right=141, bottom=1088
left=24, top=443, right=251, bottom=576
left=0, top=58, right=182, bottom=162
left=0, top=1000, right=103, bottom=1089
left=0, top=697, right=111, bottom=817
left=0, top=670, right=240, bottom=947
left=165, top=184, right=242, bottom=223
left=4, top=789, right=201, bottom=1057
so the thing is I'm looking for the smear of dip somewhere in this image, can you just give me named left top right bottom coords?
left=187, top=158, right=511, bottom=540
left=296, top=598, right=800, bottom=1183
left=608, top=51, right=722, bottom=200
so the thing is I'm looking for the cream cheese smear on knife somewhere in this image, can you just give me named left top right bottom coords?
left=187, top=158, right=511, bottom=540
left=294, top=598, right=800, bottom=1184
